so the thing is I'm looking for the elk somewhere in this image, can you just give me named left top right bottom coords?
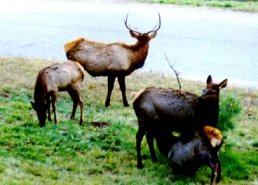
left=167, top=126, right=223, bottom=185
left=133, top=75, right=227, bottom=168
left=64, top=13, right=161, bottom=107
left=31, top=61, right=84, bottom=127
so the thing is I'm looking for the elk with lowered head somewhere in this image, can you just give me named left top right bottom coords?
left=167, top=126, right=223, bottom=185
left=64, top=14, right=161, bottom=107
left=153, top=125, right=223, bottom=185
left=31, top=61, right=84, bottom=127
left=133, top=75, right=227, bottom=168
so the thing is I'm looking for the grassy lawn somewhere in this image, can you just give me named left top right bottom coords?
left=138, top=0, right=258, bottom=12
left=0, top=57, right=257, bottom=184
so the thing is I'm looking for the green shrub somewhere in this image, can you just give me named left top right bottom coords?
left=219, top=94, right=241, bottom=131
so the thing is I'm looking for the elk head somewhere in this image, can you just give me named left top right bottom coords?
left=124, top=12, right=161, bottom=43
left=31, top=101, right=47, bottom=127
left=202, top=75, right=228, bottom=97
left=195, top=75, right=227, bottom=127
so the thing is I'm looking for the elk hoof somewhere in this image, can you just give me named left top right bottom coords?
left=105, top=101, right=110, bottom=107
left=137, top=163, right=143, bottom=169
left=124, top=103, right=129, bottom=107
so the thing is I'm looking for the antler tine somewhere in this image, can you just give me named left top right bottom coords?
left=124, top=13, right=141, bottom=34
left=147, top=12, right=161, bottom=34
left=150, top=23, right=159, bottom=32
left=124, top=13, right=130, bottom=30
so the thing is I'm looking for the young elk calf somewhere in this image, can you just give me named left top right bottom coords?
left=133, top=75, right=227, bottom=168
left=31, top=61, right=84, bottom=127
left=64, top=14, right=161, bottom=107
left=167, top=126, right=223, bottom=185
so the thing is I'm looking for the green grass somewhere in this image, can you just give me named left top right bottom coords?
left=0, top=57, right=257, bottom=184
left=138, top=0, right=258, bottom=12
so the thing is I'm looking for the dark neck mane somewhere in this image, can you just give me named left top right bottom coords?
left=34, top=76, right=46, bottom=106
left=128, top=41, right=150, bottom=71
left=195, top=96, right=219, bottom=127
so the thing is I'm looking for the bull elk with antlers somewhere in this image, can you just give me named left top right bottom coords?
left=64, top=14, right=161, bottom=107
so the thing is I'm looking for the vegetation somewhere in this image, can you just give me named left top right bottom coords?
left=138, top=0, right=258, bottom=12
left=0, top=57, right=257, bottom=184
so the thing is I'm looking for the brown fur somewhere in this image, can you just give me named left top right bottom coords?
left=31, top=61, right=84, bottom=127
left=203, top=126, right=223, bottom=148
left=64, top=37, right=84, bottom=54
left=133, top=75, right=227, bottom=168
left=64, top=14, right=161, bottom=107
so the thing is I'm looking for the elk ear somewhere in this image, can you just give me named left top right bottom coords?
left=219, top=79, right=228, bottom=89
left=148, top=31, right=157, bottom=39
left=203, top=126, right=223, bottom=148
left=206, top=75, right=212, bottom=85
left=129, top=30, right=139, bottom=38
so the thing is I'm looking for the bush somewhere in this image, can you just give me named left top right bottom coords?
left=218, top=94, right=241, bottom=131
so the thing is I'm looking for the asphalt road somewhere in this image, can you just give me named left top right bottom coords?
left=1, top=0, right=258, bottom=88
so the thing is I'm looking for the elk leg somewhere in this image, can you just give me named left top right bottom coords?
left=209, top=157, right=222, bottom=185
left=68, top=88, right=78, bottom=120
left=210, top=162, right=218, bottom=185
left=51, top=93, right=58, bottom=124
left=105, top=76, right=116, bottom=107
left=47, top=95, right=52, bottom=121
left=72, top=87, right=84, bottom=125
left=146, top=132, right=158, bottom=163
left=216, top=160, right=222, bottom=183
left=136, top=127, right=146, bottom=169
left=118, top=76, right=129, bottom=107
left=78, top=94, right=84, bottom=126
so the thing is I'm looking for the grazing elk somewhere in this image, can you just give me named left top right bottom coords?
left=64, top=13, right=161, bottom=107
left=31, top=61, right=84, bottom=127
left=133, top=75, right=227, bottom=168
left=167, top=126, right=223, bottom=185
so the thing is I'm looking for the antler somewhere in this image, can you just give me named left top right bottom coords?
left=147, top=12, right=161, bottom=34
left=125, top=12, right=161, bottom=34
left=124, top=14, right=141, bottom=34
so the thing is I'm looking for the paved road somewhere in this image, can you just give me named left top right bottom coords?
left=1, top=0, right=258, bottom=88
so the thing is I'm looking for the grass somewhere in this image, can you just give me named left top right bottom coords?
left=138, top=0, right=258, bottom=12
left=0, top=57, right=257, bottom=184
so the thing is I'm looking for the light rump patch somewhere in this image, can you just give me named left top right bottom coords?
left=203, top=126, right=223, bottom=148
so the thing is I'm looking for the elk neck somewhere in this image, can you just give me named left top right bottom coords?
left=34, top=74, right=48, bottom=107
left=195, top=96, right=220, bottom=126
left=127, top=40, right=150, bottom=70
